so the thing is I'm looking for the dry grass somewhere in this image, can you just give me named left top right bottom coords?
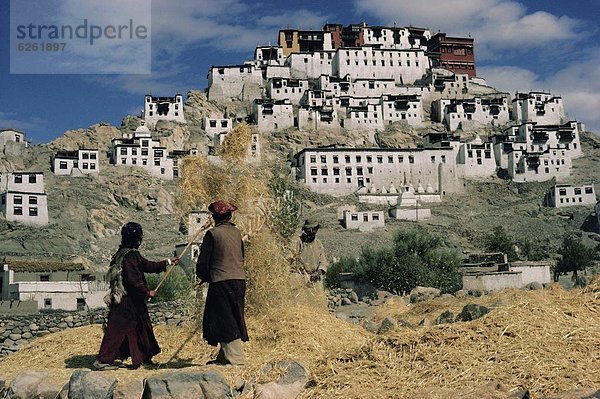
left=1, top=285, right=599, bottom=398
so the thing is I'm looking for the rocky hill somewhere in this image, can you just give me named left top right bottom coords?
left=1, top=90, right=599, bottom=271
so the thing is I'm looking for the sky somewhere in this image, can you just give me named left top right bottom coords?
left=1, top=0, right=599, bottom=144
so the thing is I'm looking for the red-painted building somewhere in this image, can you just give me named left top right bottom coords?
left=323, top=23, right=364, bottom=48
left=428, top=33, right=476, bottom=77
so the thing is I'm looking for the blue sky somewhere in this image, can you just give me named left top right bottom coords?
left=1, top=0, right=599, bottom=144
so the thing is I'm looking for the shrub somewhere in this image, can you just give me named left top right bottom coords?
left=553, top=235, right=596, bottom=281
left=267, top=162, right=301, bottom=241
left=325, top=256, right=364, bottom=288
left=145, top=265, right=193, bottom=302
left=484, top=226, right=518, bottom=261
left=359, top=229, right=462, bottom=294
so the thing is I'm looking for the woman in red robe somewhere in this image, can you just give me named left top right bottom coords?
left=94, top=222, right=178, bottom=370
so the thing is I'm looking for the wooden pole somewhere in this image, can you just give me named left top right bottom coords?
left=151, top=219, right=212, bottom=297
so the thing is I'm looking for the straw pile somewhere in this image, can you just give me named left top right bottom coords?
left=1, top=285, right=599, bottom=398
left=2, top=133, right=599, bottom=398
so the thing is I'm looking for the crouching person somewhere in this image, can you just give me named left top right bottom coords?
left=196, top=200, right=248, bottom=366
left=95, top=222, right=179, bottom=370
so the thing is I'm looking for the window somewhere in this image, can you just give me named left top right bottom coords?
left=82, top=152, right=89, bottom=159
left=82, top=163, right=89, bottom=169
left=321, top=168, right=328, bottom=176
left=357, top=167, right=363, bottom=176
left=311, top=168, right=318, bottom=176
left=388, top=156, right=393, bottom=163
left=585, top=187, right=594, bottom=194
left=441, top=155, right=446, bottom=163
left=377, top=156, right=383, bottom=163
left=154, top=150, right=164, bottom=158
left=321, top=155, right=326, bottom=163
left=90, top=163, right=96, bottom=170
left=141, top=140, right=149, bottom=147
left=132, top=148, right=138, bottom=155
left=14, top=195, right=22, bottom=205
left=29, top=207, right=38, bottom=216
left=13, top=206, right=22, bottom=215
left=14, top=175, right=22, bottom=184
left=209, top=120, right=217, bottom=128
left=333, top=156, right=339, bottom=164
left=121, top=158, right=126, bottom=165
left=29, top=175, right=37, bottom=184
left=90, top=153, right=97, bottom=160
left=59, top=161, right=68, bottom=169
left=431, top=156, right=436, bottom=163
left=367, top=156, right=372, bottom=163
left=373, top=213, right=380, bottom=221
left=77, top=298, right=86, bottom=311
left=310, top=156, right=316, bottom=163
left=44, top=298, right=52, bottom=309
left=141, top=148, right=148, bottom=156
left=345, top=155, right=351, bottom=163
left=363, top=214, right=369, bottom=222
left=154, top=159, right=160, bottom=166
left=40, top=274, right=50, bottom=282
left=351, top=214, right=358, bottom=221
left=559, top=189, right=567, bottom=196
left=409, top=156, right=414, bottom=164
left=574, top=188, right=582, bottom=195
left=29, top=196, right=37, bottom=205
left=120, top=148, right=127, bottom=155
left=345, top=167, right=352, bottom=176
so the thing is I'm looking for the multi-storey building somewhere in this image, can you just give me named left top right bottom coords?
left=253, top=45, right=286, bottom=67
left=547, top=184, right=596, bottom=208
left=428, top=33, right=476, bottom=77
left=143, top=94, right=185, bottom=128
left=204, top=117, right=233, bottom=138
left=292, top=147, right=463, bottom=196
left=52, top=149, right=100, bottom=176
left=252, top=99, right=294, bottom=132
left=380, top=94, right=423, bottom=126
left=110, top=123, right=174, bottom=180
left=0, top=129, right=29, bottom=155
left=267, top=77, right=310, bottom=104
left=456, top=136, right=497, bottom=179
left=0, top=172, right=49, bottom=225
left=433, top=96, right=510, bottom=131
left=512, top=91, right=566, bottom=125
left=278, top=29, right=334, bottom=56
left=207, top=64, right=263, bottom=101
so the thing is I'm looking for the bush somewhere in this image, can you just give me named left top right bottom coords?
left=145, top=266, right=193, bottom=302
left=553, top=235, right=596, bottom=281
left=358, top=229, right=462, bottom=294
left=484, top=226, right=518, bottom=261
left=325, top=256, right=364, bottom=288
left=267, top=162, right=301, bottom=241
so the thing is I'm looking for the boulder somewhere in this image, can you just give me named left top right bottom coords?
left=527, top=282, right=543, bottom=291
left=254, top=360, right=310, bottom=399
left=456, top=304, right=490, bottom=322
left=113, top=380, right=144, bottom=399
left=142, top=370, right=233, bottom=399
left=362, top=319, right=379, bottom=334
left=433, top=310, right=455, bottom=325
left=377, top=317, right=398, bottom=334
left=410, top=286, right=441, bottom=303
left=9, top=371, right=61, bottom=399
left=67, top=370, right=117, bottom=399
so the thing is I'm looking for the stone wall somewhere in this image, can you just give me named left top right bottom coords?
left=0, top=301, right=186, bottom=357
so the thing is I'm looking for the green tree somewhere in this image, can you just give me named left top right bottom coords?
left=325, top=256, right=365, bottom=288
left=484, top=226, right=518, bottom=261
left=361, top=229, right=462, bottom=294
left=554, top=235, right=596, bottom=281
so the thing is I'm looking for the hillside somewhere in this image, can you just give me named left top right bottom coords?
left=1, top=91, right=600, bottom=269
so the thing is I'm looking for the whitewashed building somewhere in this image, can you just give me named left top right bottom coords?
left=343, top=103, right=384, bottom=131
left=143, top=94, right=186, bottom=128
left=292, top=147, right=462, bottom=196
left=333, top=48, right=429, bottom=84
left=267, top=77, right=310, bottom=104
left=208, top=64, right=263, bottom=101
left=110, top=124, right=174, bottom=180
left=547, top=184, right=596, bottom=208
left=52, top=149, right=99, bottom=176
left=389, top=188, right=431, bottom=221
left=494, top=121, right=582, bottom=182
left=433, top=96, right=510, bottom=131
left=0, top=172, right=49, bottom=225
left=380, top=94, right=423, bottom=126
left=287, top=51, right=336, bottom=79
left=512, top=92, right=566, bottom=125
left=0, top=129, right=29, bottom=155
left=456, top=136, right=497, bottom=179
left=1, top=259, right=107, bottom=310
left=298, top=106, right=341, bottom=131
left=343, top=210, right=385, bottom=230
left=252, top=99, right=294, bottom=132
left=204, top=117, right=233, bottom=138
left=253, top=45, right=286, bottom=67
left=362, top=26, right=431, bottom=50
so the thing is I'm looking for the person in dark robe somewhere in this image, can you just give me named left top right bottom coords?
left=94, top=222, right=179, bottom=370
left=196, top=200, right=248, bottom=365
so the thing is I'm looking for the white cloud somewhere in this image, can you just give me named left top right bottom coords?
left=354, top=0, right=583, bottom=60
left=479, top=48, right=600, bottom=134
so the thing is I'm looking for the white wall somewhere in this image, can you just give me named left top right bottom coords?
left=462, top=272, right=523, bottom=292
left=9, top=281, right=108, bottom=310
left=1, top=192, right=49, bottom=225
left=512, top=92, right=566, bottom=125
left=510, top=263, right=551, bottom=286
left=548, top=184, right=596, bottom=207
left=144, top=95, right=185, bottom=128
left=343, top=210, right=385, bottom=230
